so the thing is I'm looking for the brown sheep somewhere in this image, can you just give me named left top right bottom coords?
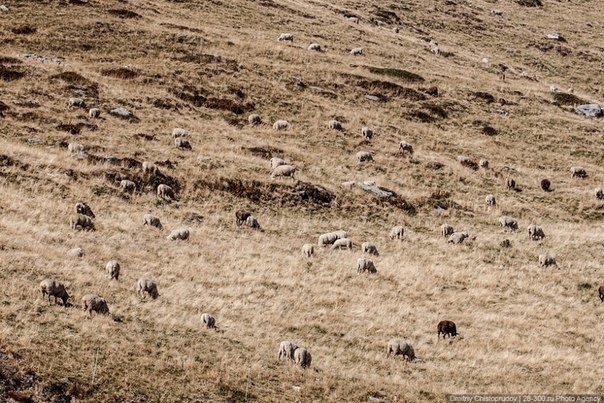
left=506, top=178, right=516, bottom=191
left=40, top=279, right=70, bottom=306
left=540, top=179, right=551, bottom=192
left=437, top=320, right=457, bottom=340
left=386, top=339, right=415, bottom=361
left=235, top=210, right=251, bottom=226
left=75, top=202, right=95, bottom=219
left=599, top=285, right=604, bottom=302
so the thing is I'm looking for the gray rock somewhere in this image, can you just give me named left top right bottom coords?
left=575, top=104, right=602, bottom=118
left=110, top=107, right=133, bottom=118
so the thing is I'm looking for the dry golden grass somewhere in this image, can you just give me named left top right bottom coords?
left=1, top=0, right=603, bottom=401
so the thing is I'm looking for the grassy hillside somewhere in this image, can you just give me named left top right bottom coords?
left=1, top=0, right=603, bottom=401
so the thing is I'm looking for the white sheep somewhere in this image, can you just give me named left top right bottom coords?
left=328, top=120, right=343, bottom=131
left=120, top=179, right=136, bottom=193
left=570, top=166, right=587, bottom=178
left=429, top=40, right=440, bottom=55
left=143, top=213, right=163, bottom=230
left=88, top=108, right=101, bottom=119
left=440, top=224, right=454, bottom=237
left=361, top=127, right=373, bottom=141
left=527, top=224, right=545, bottom=241
left=350, top=47, right=363, bottom=56
left=499, top=215, right=518, bottom=231
left=538, top=254, right=557, bottom=268
left=308, top=43, right=322, bottom=51
left=356, top=151, right=373, bottom=162
left=67, top=247, right=84, bottom=258
left=293, top=347, right=311, bottom=368
left=40, top=278, right=70, bottom=306
left=448, top=231, right=469, bottom=244
left=137, top=278, right=159, bottom=299
left=361, top=242, right=379, bottom=256
left=68, top=142, right=85, bottom=154
left=68, top=97, right=86, bottom=108
left=347, top=16, right=359, bottom=24
left=270, top=157, right=287, bottom=170
left=386, top=338, right=415, bottom=361
left=278, top=33, right=294, bottom=42
left=331, top=238, right=353, bottom=250
left=157, top=184, right=175, bottom=201
left=389, top=225, right=404, bottom=240
left=596, top=188, right=604, bottom=200
left=301, top=243, right=315, bottom=257
left=172, top=128, right=188, bottom=138
left=245, top=215, right=260, bottom=229
left=273, top=120, right=289, bottom=130
left=142, top=161, right=159, bottom=175
left=271, top=164, right=296, bottom=179
left=175, top=137, right=192, bottom=150
left=167, top=228, right=189, bottom=241
left=70, top=214, right=95, bottom=231
left=278, top=341, right=298, bottom=361
left=82, top=294, right=109, bottom=317
left=248, top=114, right=262, bottom=125
left=105, top=260, right=120, bottom=280
left=318, top=230, right=347, bottom=247
left=485, top=194, right=496, bottom=207
left=201, top=313, right=216, bottom=329
left=357, top=257, right=377, bottom=273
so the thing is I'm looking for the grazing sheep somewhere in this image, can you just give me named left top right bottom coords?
left=393, top=27, right=399, bottom=33
left=479, top=159, right=489, bottom=169
left=458, top=155, right=478, bottom=170
left=527, top=224, right=545, bottom=241
left=157, top=183, right=175, bottom=201
left=361, top=127, right=373, bottom=141
left=485, top=194, right=496, bottom=206
left=318, top=230, right=347, bottom=247
left=506, top=178, right=516, bottom=190
left=248, top=114, right=262, bottom=125
left=75, top=202, right=95, bottom=218
left=328, top=120, right=343, bottom=131
left=67, top=247, right=83, bottom=257
left=357, top=257, right=377, bottom=273
left=541, top=179, right=551, bottom=192
left=172, top=128, right=189, bottom=138
left=595, top=188, right=604, bottom=200
left=308, top=43, right=322, bottom=51
left=350, top=47, right=363, bottom=55
left=270, top=157, right=287, bottom=170
left=88, top=107, right=101, bottom=119
left=348, top=16, right=359, bottom=24
left=389, top=225, right=404, bottom=240
left=571, top=166, right=587, bottom=178
left=331, top=238, right=353, bottom=250
left=440, top=224, right=454, bottom=237
left=235, top=210, right=251, bottom=226
left=201, top=313, right=216, bottom=329
left=362, top=242, right=379, bottom=256
left=82, top=294, right=109, bottom=317
left=278, top=341, right=298, bottom=361
left=273, top=120, right=289, bottom=130
left=175, top=137, right=192, bottom=150
left=105, top=260, right=120, bottom=280
left=437, top=320, right=457, bottom=340
left=245, top=215, right=260, bottom=229
left=68, top=142, right=85, bottom=154
left=448, top=231, right=469, bottom=244
left=386, top=339, right=415, bottom=361
left=142, top=161, right=159, bottom=176
left=399, top=141, right=413, bottom=156
left=539, top=254, right=557, bottom=268
left=429, top=41, right=440, bottom=55
left=301, top=243, right=315, bottom=257
left=278, top=33, right=294, bottom=42
left=68, top=97, right=85, bottom=108
left=599, top=285, right=604, bottom=302
left=356, top=151, right=373, bottom=162
left=271, top=164, right=296, bottom=179
left=499, top=215, right=518, bottom=231
left=143, top=213, right=163, bottom=230
left=40, top=279, right=70, bottom=306
left=70, top=213, right=95, bottom=231
left=137, top=278, right=159, bottom=299
left=293, top=347, right=312, bottom=369
left=120, top=179, right=136, bottom=193
left=167, top=228, right=189, bottom=241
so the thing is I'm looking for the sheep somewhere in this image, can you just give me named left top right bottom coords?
left=40, top=279, right=70, bottom=306
left=361, top=127, right=373, bottom=141
left=68, top=142, right=85, bottom=154
left=172, top=128, right=189, bottom=138
left=82, top=294, right=109, bottom=317
left=235, top=210, right=251, bottom=226
left=440, top=224, right=454, bottom=237
left=595, top=188, right=604, bottom=200
left=429, top=41, right=440, bottom=55
left=357, top=257, right=377, bottom=273
left=70, top=213, right=95, bottom=231
left=499, top=215, right=518, bottom=231
left=143, top=213, right=163, bottom=230
left=331, top=238, right=352, bottom=250
left=271, top=164, right=296, bottom=179
left=393, top=27, right=399, bottom=33
left=67, top=247, right=83, bottom=257
left=278, top=33, right=294, bottom=42
left=301, top=243, right=315, bottom=257
left=120, top=179, right=136, bottom=193
left=527, top=224, right=545, bottom=241
left=448, top=231, right=469, bottom=244
left=142, top=161, right=159, bottom=176
left=506, top=178, right=516, bottom=190
left=362, top=242, right=379, bottom=256
left=175, top=137, right=192, bottom=150
left=347, top=16, right=359, bottom=24
left=399, top=141, right=413, bottom=156
left=386, top=339, right=415, bottom=361
left=571, top=166, right=587, bottom=178
left=245, top=215, right=260, bottom=229
left=293, top=347, right=311, bottom=368
left=318, top=230, right=347, bottom=247
left=389, top=225, right=404, bottom=240
left=68, top=97, right=85, bottom=108
left=350, top=48, right=363, bottom=56
left=248, top=114, right=262, bottom=125
left=201, top=313, right=216, bottom=329
left=541, top=179, right=551, bottom=192
left=137, top=278, right=159, bottom=299
left=75, top=202, right=95, bottom=218
left=157, top=184, right=175, bottom=201
left=458, top=155, right=478, bottom=170
left=479, top=159, right=489, bottom=169
left=308, top=43, right=322, bottom=51
left=278, top=341, right=298, bottom=361
left=538, top=254, right=557, bottom=268
left=485, top=194, right=496, bottom=207
left=550, top=85, right=559, bottom=93
left=356, top=151, right=373, bottom=162
left=167, top=228, right=189, bottom=241
left=599, top=285, right=604, bottom=302
left=273, top=120, right=289, bottom=130
left=88, top=107, right=101, bottom=119
left=328, top=120, right=343, bottom=131
left=270, top=157, right=287, bottom=170
left=437, top=320, right=457, bottom=340
left=105, top=260, right=120, bottom=280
